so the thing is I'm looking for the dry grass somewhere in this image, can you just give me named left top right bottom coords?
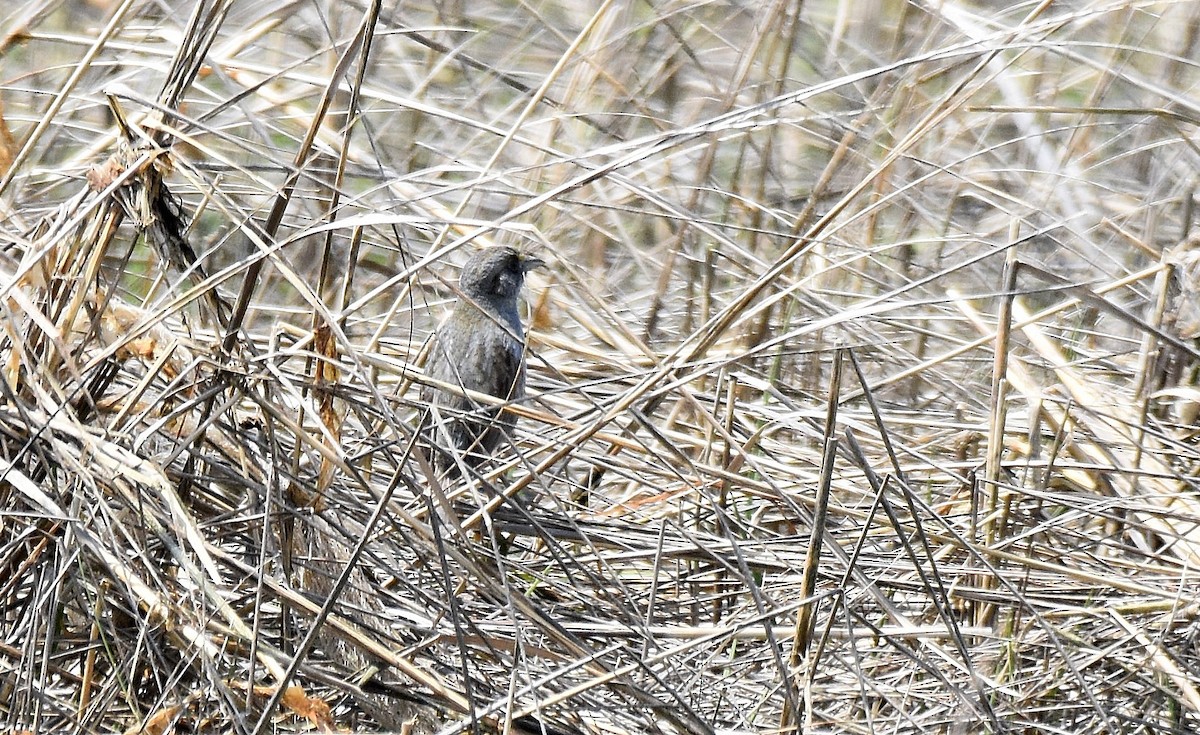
left=2, top=0, right=1200, bottom=733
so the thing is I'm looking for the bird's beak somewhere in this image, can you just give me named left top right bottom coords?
left=520, top=255, right=546, bottom=272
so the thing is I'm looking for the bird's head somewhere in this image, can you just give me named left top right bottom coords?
left=458, top=246, right=545, bottom=303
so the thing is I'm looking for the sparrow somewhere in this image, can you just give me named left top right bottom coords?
left=421, top=246, right=544, bottom=471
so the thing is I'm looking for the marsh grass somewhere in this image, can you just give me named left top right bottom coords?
left=2, top=0, right=1200, bottom=732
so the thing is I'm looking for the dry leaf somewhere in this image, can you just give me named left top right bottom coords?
left=124, top=705, right=181, bottom=735
left=86, top=156, right=125, bottom=192
left=0, top=96, right=15, bottom=177
left=281, top=685, right=336, bottom=732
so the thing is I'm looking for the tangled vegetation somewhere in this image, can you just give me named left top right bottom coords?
left=2, top=0, right=1200, bottom=733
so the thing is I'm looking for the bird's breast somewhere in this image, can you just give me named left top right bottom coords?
left=428, top=307, right=525, bottom=402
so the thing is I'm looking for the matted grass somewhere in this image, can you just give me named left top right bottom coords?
left=2, top=0, right=1200, bottom=733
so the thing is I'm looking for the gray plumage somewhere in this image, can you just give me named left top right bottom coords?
left=422, top=246, right=543, bottom=469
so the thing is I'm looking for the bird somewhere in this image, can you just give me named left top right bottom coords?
left=421, top=246, right=544, bottom=472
